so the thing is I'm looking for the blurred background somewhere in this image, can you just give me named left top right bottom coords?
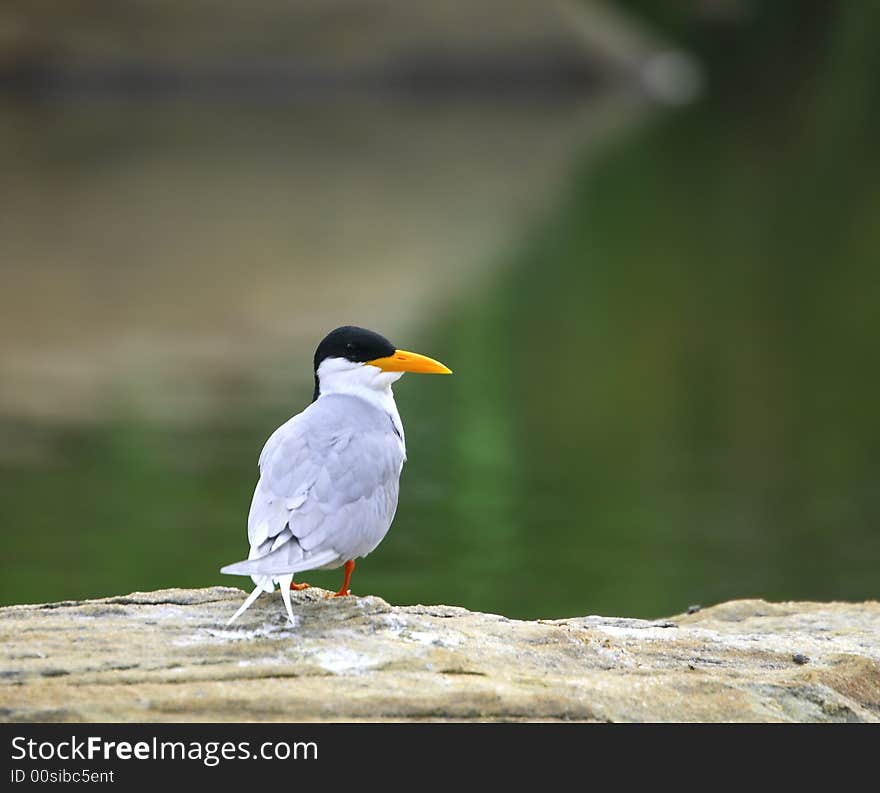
left=1, top=1, right=878, bottom=619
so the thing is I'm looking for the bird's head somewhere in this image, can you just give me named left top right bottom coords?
left=312, top=326, right=451, bottom=401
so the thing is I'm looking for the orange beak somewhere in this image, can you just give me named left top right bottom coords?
left=367, top=349, right=452, bottom=375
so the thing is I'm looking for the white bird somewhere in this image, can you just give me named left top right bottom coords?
left=220, top=326, right=451, bottom=624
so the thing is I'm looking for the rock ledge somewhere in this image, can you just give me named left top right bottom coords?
left=1, top=588, right=878, bottom=722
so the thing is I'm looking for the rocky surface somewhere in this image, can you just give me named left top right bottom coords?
left=1, top=587, right=878, bottom=722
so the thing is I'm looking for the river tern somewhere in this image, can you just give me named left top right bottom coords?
left=221, top=326, right=451, bottom=623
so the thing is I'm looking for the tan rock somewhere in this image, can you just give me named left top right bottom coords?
left=1, top=588, right=877, bottom=722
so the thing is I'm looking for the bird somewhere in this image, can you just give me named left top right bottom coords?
left=220, top=325, right=451, bottom=624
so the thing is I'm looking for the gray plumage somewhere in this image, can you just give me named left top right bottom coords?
left=221, top=392, right=406, bottom=608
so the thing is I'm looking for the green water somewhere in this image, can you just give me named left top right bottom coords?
left=4, top=89, right=879, bottom=619
left=3, top=4, right=880, bottom=618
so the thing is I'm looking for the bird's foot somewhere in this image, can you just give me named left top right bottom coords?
left=330, top=560, right=356, bottom=598
left=289, top=581, right=310, bottom=591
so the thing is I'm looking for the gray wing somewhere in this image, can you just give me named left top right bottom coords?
left=221, top=394, right=404, bottom=588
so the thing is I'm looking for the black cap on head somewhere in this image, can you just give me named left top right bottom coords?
left=314, top=326, right=396, bottom=369
left=312, top=326, right=396, bottom=401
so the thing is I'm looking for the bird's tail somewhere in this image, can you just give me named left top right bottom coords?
left=221, top=536, right=340, bottom=624
left=226, top=584, right=265, bottom=625
left=220, top=547, right=339, bottom=578
left=226, top=573, right=298, bottom=625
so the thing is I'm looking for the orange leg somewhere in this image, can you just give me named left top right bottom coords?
left=334, top=560, right=355, bottom=597
left=289, top=580, right=310, bottom=591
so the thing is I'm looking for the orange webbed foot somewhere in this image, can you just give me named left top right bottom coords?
left=289, top=581, right=310, bottom=591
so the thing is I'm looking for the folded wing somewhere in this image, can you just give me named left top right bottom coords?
left=221, top=394, right=404, bottom=591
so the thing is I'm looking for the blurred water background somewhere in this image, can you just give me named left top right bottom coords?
left=1, top=1, right=878, bottom=618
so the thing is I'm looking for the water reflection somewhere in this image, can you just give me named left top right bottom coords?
left=2, top=11, right=879, bottom=618
left=0, top=100, right=628, bottom=423
left=407, top=97, right=880, bottom=618
left=0, top=89, right=643, bottom=612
